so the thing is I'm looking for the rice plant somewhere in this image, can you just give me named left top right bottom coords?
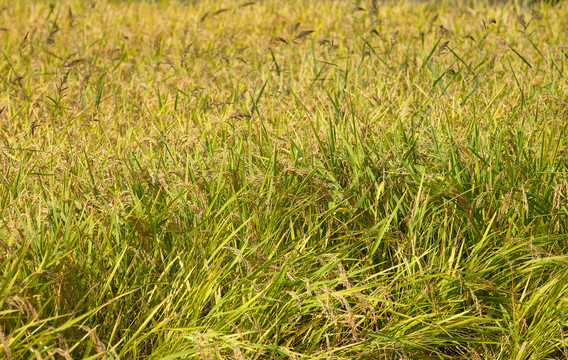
left=1, top=0, right=568, bottom=358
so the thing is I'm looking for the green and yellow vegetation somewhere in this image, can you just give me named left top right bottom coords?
left=1, top=0, right=568, bottom=358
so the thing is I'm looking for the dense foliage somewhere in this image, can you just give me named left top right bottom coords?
left=1, top=0, right=568, bottom=358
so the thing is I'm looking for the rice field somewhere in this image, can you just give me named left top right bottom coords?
left=1, top=0, right=568, bottom=358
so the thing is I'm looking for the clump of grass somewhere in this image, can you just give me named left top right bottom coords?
left=1, top=0, right=568, bottom=358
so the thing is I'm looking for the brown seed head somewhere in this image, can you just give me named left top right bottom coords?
left=294, top=30, right=314, bottom=41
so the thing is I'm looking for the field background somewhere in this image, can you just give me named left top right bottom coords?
left=1, top=0, right=568, bottom=359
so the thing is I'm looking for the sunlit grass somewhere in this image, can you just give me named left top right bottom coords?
left=1, top=0, right=568, bottom=358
